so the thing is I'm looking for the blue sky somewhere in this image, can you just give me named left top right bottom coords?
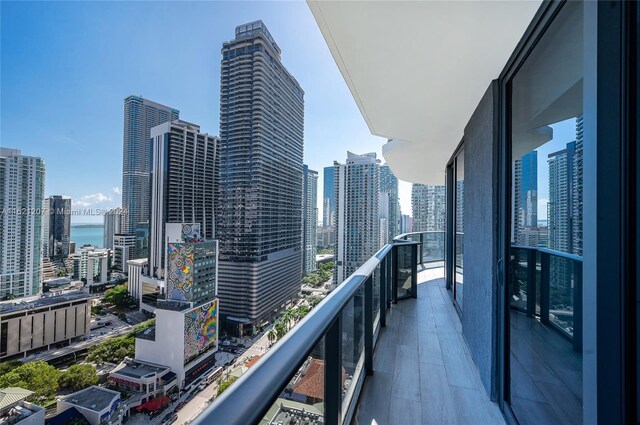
left=1, top=1, right=409, bottom=224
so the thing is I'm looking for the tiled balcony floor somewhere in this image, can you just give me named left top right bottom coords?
left=353, top=267, right=505, bottom=425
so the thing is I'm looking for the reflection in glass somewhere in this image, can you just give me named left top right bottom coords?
left=261, top=337, right=325, bottom=423
left=341, top=287, right=364, bottom=416
left=395, top=245, right=413, bottom=299
left=423, top=231, right=445, bottom=263
left=372, top=265, right=381, bottom=334
left=454, top=150, right=464, bottom=308
left=508, top=2, right=584, bottom=425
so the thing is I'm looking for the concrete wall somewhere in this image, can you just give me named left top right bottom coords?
left=461, top=81, right=499, bottom=399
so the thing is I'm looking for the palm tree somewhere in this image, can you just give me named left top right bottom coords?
left=274, top=321, right=287, bottom=340
left=267, top=328, right=278, bottom=346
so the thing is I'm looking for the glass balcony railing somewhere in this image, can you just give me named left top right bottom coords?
left=510, top=245, right=583, bottom=351
left=394, top=231, right=445, bottom=264
left=192, top=239, right=420, bottom=425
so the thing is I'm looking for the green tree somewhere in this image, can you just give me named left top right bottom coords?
left=86, top=319, right=155, bottom=365
left=267, top=327, right=278, bottom=345
left=0, top=361, right=61, bottom=400
left=59, top=364, right=99, bottom=392
left=306, top=295, right=323, bottom=308
left=0, top=360, right=22, bottom=376
left=216, top=376, right=238, bottom=396
left=102, top=284, right=135, bottom=308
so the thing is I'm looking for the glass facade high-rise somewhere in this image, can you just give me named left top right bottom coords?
left=217, top=21, right=304, bottom=334
left=148, top=120, right=220, bottom=278
left=548, top=138, right=582, bottom=255
left=379, top=164, right=400, bottom=243
left=0, top=148, right=45, bottom=299
left=43, top=196, right=71, bottom=258
left=411, top=184, right=446, bottom=232
left=103, top=208, right=123, bottom=250
left=334, top=152, right=380, bottom=285
left=303, top=165, right=318, bottom=274
left=323, top=166, right=336, bottom=228
left=121, top=95, right=179, bottom=235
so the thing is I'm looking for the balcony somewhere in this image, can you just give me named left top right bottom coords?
left=193, top=231, right=504, bottom=425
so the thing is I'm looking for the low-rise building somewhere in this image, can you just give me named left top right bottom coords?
left=70, top=247, right=110, bottom=285
left=56, top=386, right=121, bottom=425
left=0, top=291, right=91, bottom=361
left=108, top=357, right=176, bottom=409
left=112, top=234, right=136, bottom=273
left=0, top=387, right=44, bottom=425
left=126, top=259, right=147, bottom=302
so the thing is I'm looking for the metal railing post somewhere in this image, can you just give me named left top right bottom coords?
left=526, top=248, right=537, bottom=317
left=387, top=251, right=393, bottom=308
left=411, top=243, right=418, bottom=299
left=325, top=316, right=342, bottom=425
left=380, top=256, right=387, bottom=327
left=540, top=251, right=550, bottom=325
left=419, top=232, right=424, bottom=265
left=364, top=275, right=373, bottom=375
left=391, top=245, right=398, bottom=304
left=573, top=260, right=583, bottom=352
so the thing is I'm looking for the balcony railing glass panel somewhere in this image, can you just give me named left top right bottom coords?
left=193, top=240, right=419, bottom=425
left=260, top=337, right=325, bottom=424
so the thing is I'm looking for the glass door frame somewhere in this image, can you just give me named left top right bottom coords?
left=496, top=1, right=637, bottom=423
left=445, top=139, right=465, bottom=314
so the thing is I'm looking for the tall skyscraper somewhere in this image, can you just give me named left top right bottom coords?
left=148, top=120, right=220, bottom=278
left=520, top=151, right=538, bottom=228
left=121, top=95, right=179, bottom=234
left=411, top=184, right=446, bottom=232
left=103, top=208, right=123, bottom=250
left=323, top=166, right=336, bottom=227
left=513, top=151, right=538, bottom=245
left=379, top=164, right=400, bottom=242
left=548, top=116, right=583, bottom=256
left=43, top=196, right=71, bottom=258
left=548, top=142, right=575, bottom=253
left=378, top=192, right=390, bottom=247
left=303, top=165, right=318, bottom=274
left=217, top=21, right=304, bottom=334
left=571, top=115, right=584, bottom=256
left=400, top=214, right=413, bottom=234
left=0, top=148, right=45, bottom=298
left=334, top=152, right=380, bottom=284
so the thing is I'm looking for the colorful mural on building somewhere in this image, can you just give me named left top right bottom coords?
left=181, top=223, right=203, bottom=243
left=184, top=300, right=218, bottom=362
left=166, top=243, right=194, bottom=301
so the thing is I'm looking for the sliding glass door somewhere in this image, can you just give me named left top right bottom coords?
left=504, top=2, right=585, bottom=424
left=446, top=145, right=464, bottom=311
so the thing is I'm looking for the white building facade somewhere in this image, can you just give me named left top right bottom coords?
left=0, top=148, right=45, bottom=299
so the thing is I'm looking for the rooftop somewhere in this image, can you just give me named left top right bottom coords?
left=111, top=358, right=169, bottom=380
left=0, top=291, right=91, bottom=315
left=0, top=388, right=33, bottom=412
left=60, top=386, right=119, bottom=412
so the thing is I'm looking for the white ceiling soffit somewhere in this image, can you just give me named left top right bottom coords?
left=307, top=0, right=542, bottom=184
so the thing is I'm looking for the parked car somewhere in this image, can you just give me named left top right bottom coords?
left=163, top=413, right=178, bottom=424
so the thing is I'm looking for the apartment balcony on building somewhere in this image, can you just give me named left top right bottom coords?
left=190, top=0, right=640, bottom=423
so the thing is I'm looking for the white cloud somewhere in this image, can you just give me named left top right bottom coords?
left=73, top=192, right=112, bottom=208
left=112, top=186, right=121, bottom=195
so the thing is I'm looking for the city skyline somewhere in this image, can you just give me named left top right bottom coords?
left=1, top=1, right=415, bottom=223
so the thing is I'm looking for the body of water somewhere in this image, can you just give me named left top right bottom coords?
left=71, top=225, right=104, bottom=248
